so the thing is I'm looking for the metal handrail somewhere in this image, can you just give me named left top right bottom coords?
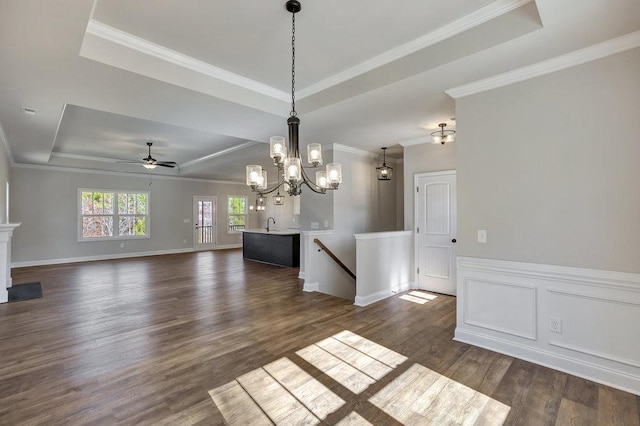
left=313, top=238, right=356, bottom=281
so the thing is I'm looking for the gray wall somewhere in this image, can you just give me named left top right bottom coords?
left=331, top=148, right=400, bottom=271
left=0, top=143, right=8, bottom=223
left=300, top=149, right=334, bottom=231
left=301, top=146, right=402, bottom=300
left=394, top=161, right=404, bottom=231
left=256, top=191, right=299, bottom=231
left=456, top=47, right=640, bottom=273
left=10, top=166, right=258, bottom=264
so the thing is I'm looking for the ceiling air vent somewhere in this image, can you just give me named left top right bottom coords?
left=22, top=107, right=37, bottom=115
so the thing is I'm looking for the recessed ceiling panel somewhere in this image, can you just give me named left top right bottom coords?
left=53, top=104, right=257, bottom=165
left=92, top=0, right=496, bottom=91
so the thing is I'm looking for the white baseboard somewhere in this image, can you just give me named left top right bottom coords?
left=303, top=281, right=319, bottom=292
left=12, top=248, right=195, bottom=268
left=215, top=243, right=242, bottom=250
left=455, top=328, right=640, bottom=396
left=457, top=256, right=640, bottom=396
left=298, top=271, right=306, bottom=279
left=0, top=289, right=7, bottom=304
left=354, top=282, right=412, bottom=307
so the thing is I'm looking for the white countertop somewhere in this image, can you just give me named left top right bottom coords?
left=242, top=229, right=301, bottom=235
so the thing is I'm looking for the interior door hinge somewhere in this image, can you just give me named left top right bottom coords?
left=416, top=186, right=419, bottom=192
left=417, top=268, right=420, bottom=274
left=417, top=227, right=419, bottom=233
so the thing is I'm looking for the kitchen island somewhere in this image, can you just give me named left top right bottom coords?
left=242, top=229, right=300, bottom=267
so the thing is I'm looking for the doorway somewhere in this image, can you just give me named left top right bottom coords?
left=194, top=196, right=216, bottom=251
left=415, top=171, right=457, bottom=295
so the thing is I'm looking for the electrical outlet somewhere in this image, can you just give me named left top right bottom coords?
left=183, top=239, right=187, bottom=244
left=550, top=317, right=562, bottom=333
left=477, top=230, right=487, bottom=243
left=310, top=222, right=319, bottom=229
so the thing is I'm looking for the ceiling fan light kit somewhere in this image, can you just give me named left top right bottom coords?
left=245, top=0, right=341, bottom=198
left=120, top=142, right=177, bottom=169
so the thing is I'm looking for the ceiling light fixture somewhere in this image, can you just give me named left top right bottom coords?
left=246, top=0, right=341, bottom=197
left=376, top=147, right=393, bottom=181
left=431, top=123, right=456, bottom=144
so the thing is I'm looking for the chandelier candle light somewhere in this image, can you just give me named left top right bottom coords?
left=246, top=0, right=341, bottom=198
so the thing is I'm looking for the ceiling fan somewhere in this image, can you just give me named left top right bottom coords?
left=120, top=142, right=177, bottom=169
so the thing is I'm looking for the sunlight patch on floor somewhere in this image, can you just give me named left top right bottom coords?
left=209, top=356, right=345, bottom=425
left=208, top=330, right=509, bottom=425
left=399, top=291, right=438, bottom=305
left=369, top=363, right=510, bottom=425
left=296, top=330, right=408, bottom=394
left=334, top=411, right=373, bottom=425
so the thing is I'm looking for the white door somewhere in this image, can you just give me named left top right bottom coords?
left=194, top=196, right=216, bottom=251
left=415, top=171, right=457, bottom=295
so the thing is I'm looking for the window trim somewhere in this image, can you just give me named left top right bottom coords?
left=227, top=195, right=248, bottom=234
left=78, top=188, right=151, bottom=242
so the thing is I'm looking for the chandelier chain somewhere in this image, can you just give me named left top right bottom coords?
left=290, top=12, right=297, bottom=116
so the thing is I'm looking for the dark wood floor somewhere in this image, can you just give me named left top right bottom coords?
left=2, top=249, right=639, bottom=425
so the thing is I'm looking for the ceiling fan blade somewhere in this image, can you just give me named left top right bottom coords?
left=156, top=163, right=176, bottom=168
left=116, top=160, right=144, bottom=164
left=157, top=161, right=177, bottom=165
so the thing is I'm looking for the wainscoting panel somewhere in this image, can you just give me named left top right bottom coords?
left=463, top=278, right=536, bottom=340
left=455, top=257, right=640, bottom=396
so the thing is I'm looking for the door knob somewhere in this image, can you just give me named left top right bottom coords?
left=451, top=239, right=457, bottom=243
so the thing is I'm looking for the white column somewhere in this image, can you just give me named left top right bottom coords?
left=0, top=223, right=21, bottom=303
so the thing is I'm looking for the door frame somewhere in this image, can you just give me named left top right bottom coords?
left=413, top=170, right=457, bottom=292
left=193, top=196, right=217, bottom=251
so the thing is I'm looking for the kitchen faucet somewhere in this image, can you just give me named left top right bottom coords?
left=266, top=217, right=276, bottom=232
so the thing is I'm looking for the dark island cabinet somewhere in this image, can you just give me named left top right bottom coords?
left=242, top=231, right=300, bottom=267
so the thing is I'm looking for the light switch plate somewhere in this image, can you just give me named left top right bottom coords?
left=478, top=230, right=487, bottom=243
left=310, top=222, right=319, bottom=229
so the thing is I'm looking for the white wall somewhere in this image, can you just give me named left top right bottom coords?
left=355, top=231, right=412, bottom=306
left=10, top=166, right=258, bottom=265
left=455, top=48, right=640, bottom=394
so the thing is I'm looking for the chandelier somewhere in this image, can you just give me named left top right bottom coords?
left=246, top=0, right=341, bottom=197
left=376, top=147, right=393, bottom=181
left=431, top=123, right=456, bottom=144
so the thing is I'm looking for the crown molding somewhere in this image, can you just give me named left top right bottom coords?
left=180, top=141, right=259, bottom=169
left=11, top=162, right=244, bottom=185
left=297, top=0, right=533, bottom=99
left=50, top=152, right=121, bottom=163
left=446, top=30, right=640, bottom=99
left=398, top=137, right=431, bottom=148
left=48, top=103, right=68, bottom=163
left=333, top=143, right=378, bottom=159
left=86, top=20, right=290, bottom=102
left=0, top=122, right=14, bottom=165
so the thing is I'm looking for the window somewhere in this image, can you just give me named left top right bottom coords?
left=79, top=189, right=149, bottom=241
left=227, top=196, right=247, bottom=232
